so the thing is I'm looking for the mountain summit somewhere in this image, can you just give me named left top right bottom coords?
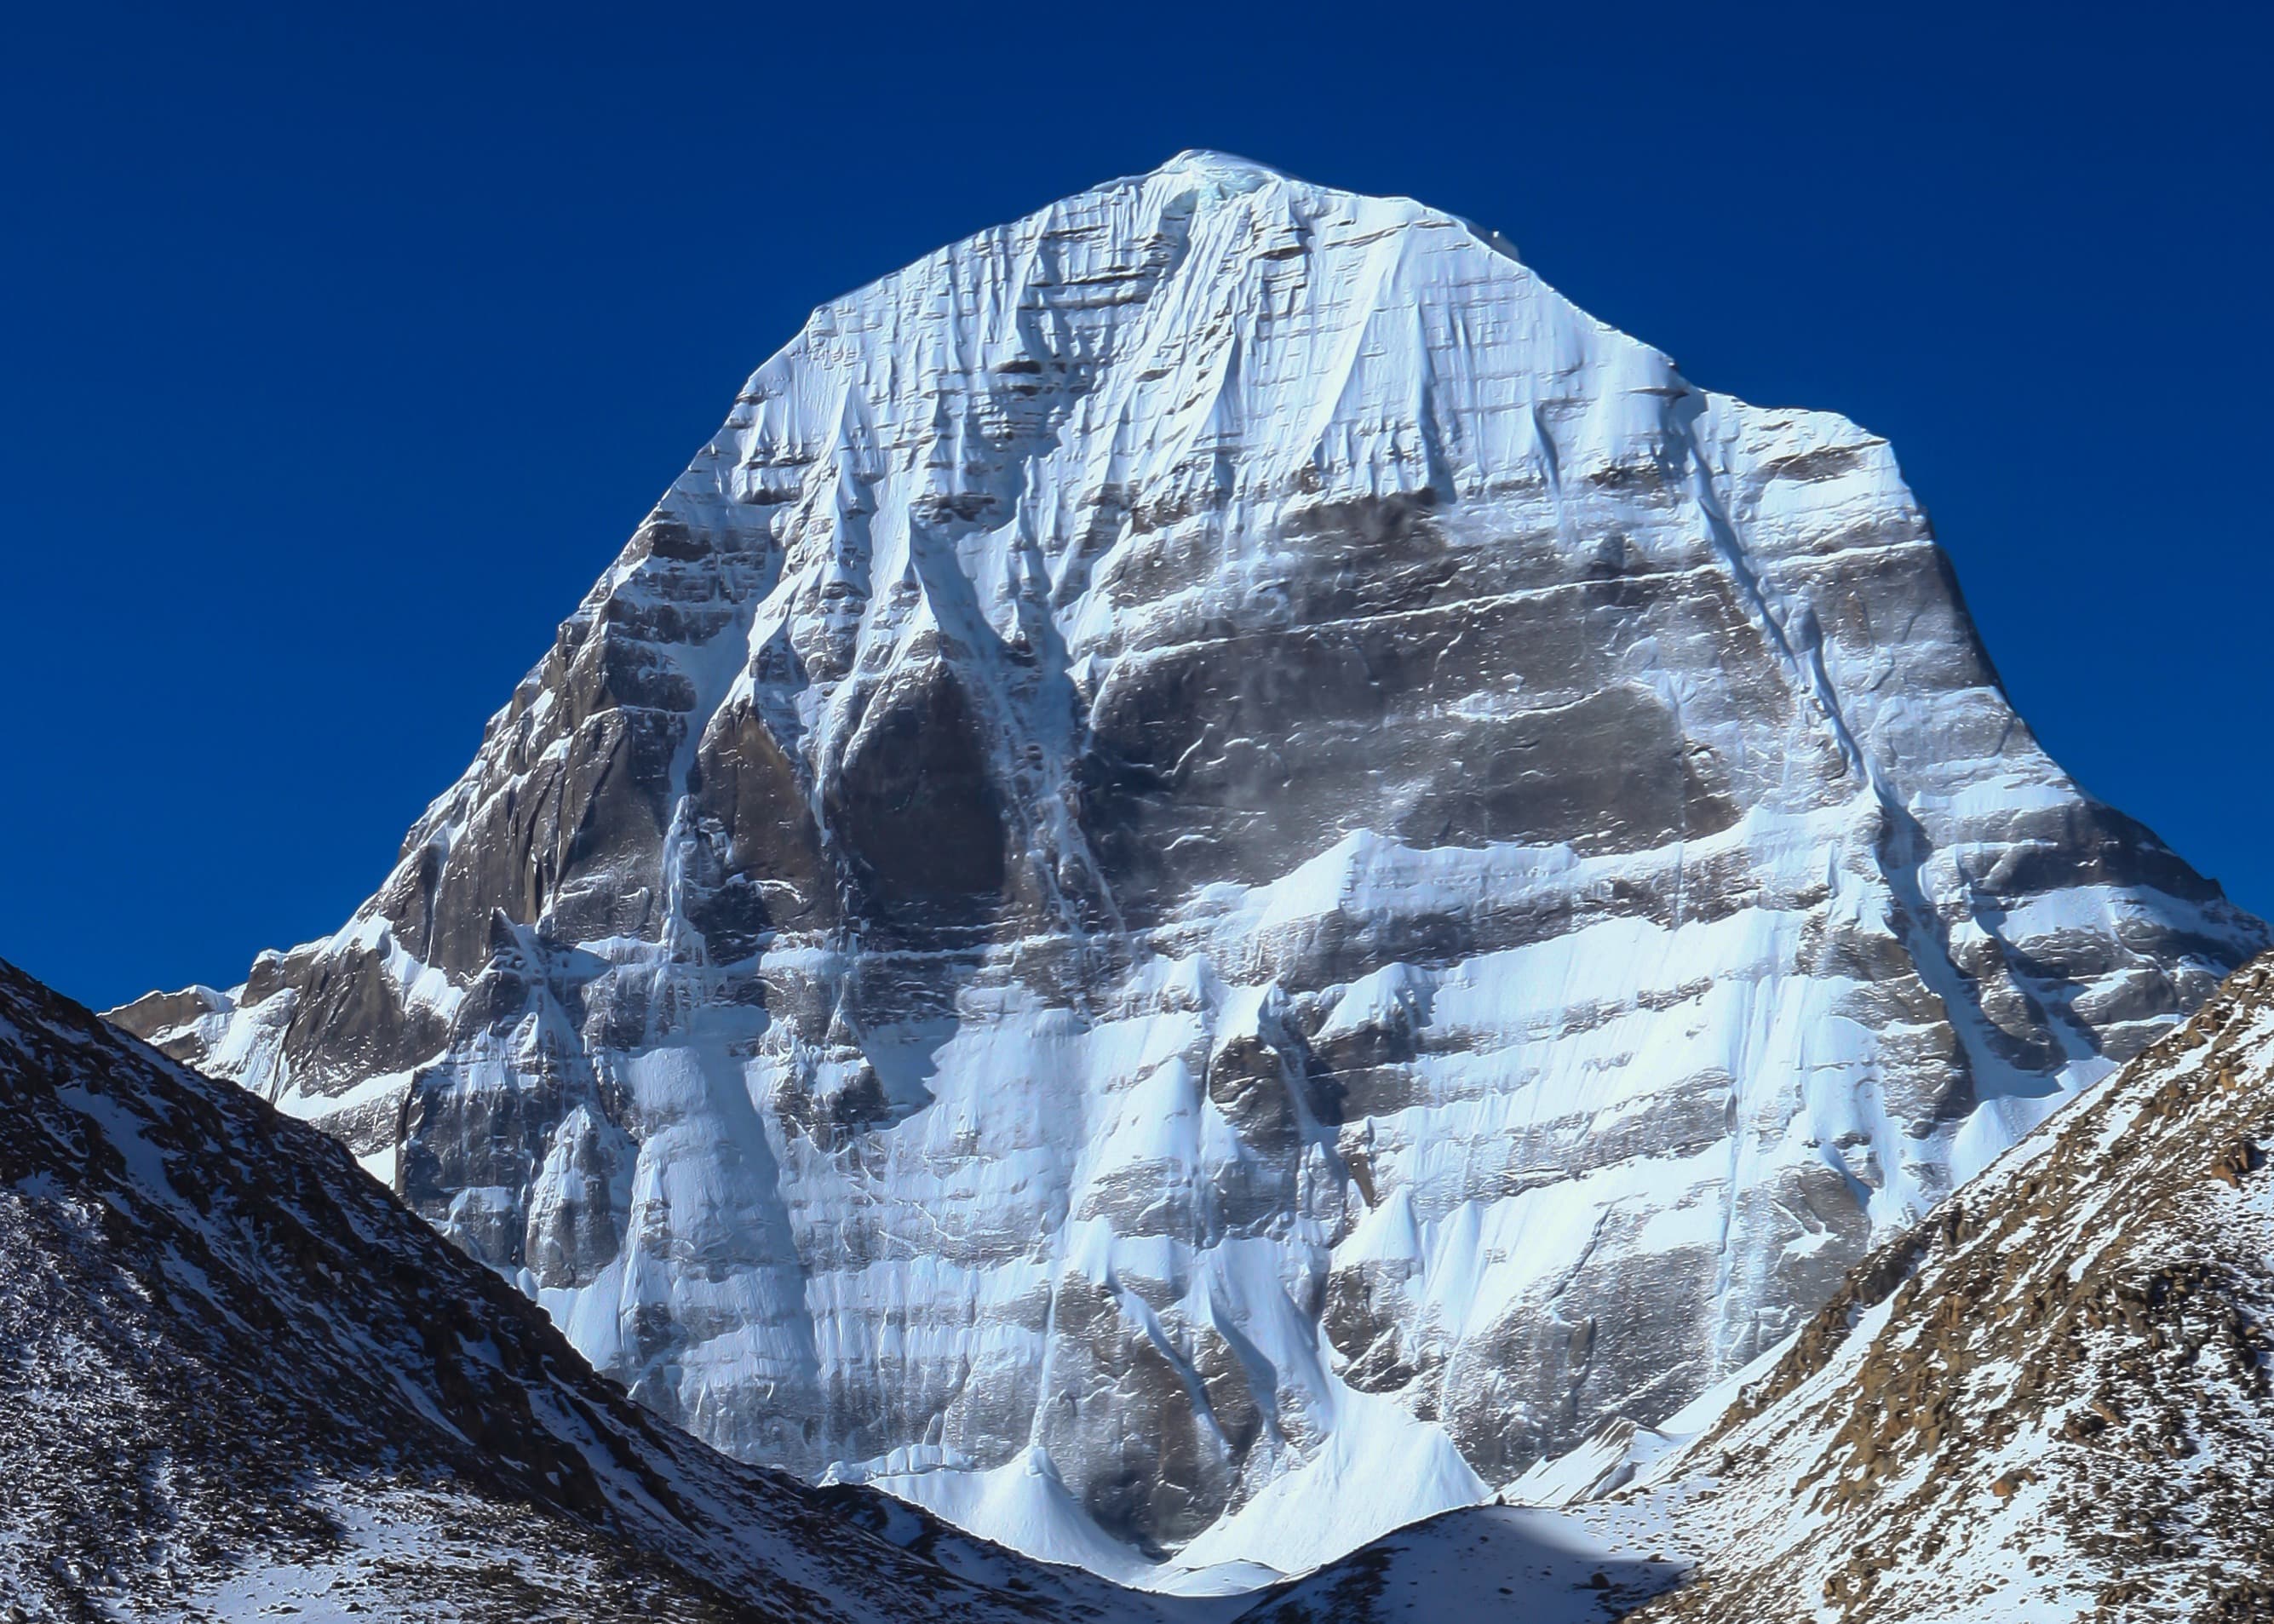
left=116, top=156, right=2266, bottom=1577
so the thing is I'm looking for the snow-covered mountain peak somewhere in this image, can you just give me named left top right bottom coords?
left=117, top=157, right=2268, bottom=1583
left=1130, top=149, right=1520, bottom=266
left=1149, top=147, right=1292, bottom=189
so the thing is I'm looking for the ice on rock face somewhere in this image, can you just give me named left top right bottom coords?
left=115, top=152, right=2267, bottom=1579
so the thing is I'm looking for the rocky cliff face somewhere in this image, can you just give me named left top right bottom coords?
left=114, top=151, right=2267, bottom=1576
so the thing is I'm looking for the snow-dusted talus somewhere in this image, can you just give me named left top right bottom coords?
left=115, top=152, right=2266, bottom=1575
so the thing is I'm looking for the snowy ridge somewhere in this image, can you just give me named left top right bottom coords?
left=117, top=152, right=2266, bottom=1578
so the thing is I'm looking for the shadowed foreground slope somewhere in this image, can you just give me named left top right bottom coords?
left=0, top=955, right=1147, bottom=1622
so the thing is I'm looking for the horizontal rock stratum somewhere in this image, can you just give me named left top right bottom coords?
left=114, top=151, right=2268, bottom=1578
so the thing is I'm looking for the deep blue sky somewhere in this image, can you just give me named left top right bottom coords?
left=5, top=3, right=2268, bottom=1010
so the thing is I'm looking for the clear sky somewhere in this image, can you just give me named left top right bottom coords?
left=5, top=3, right=2268, bottom=1010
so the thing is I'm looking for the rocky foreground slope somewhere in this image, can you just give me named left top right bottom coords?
left=0, top=955, right=1149, bottom=1622
left=115, top=151, right=2266, bottom=1573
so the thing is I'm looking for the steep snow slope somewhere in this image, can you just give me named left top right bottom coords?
left=1600, top=950, right=2274, bottom=1621
left=0, top=955, right=1159, bottom=1622
left=116, top=150, right=2266, bottom=1575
